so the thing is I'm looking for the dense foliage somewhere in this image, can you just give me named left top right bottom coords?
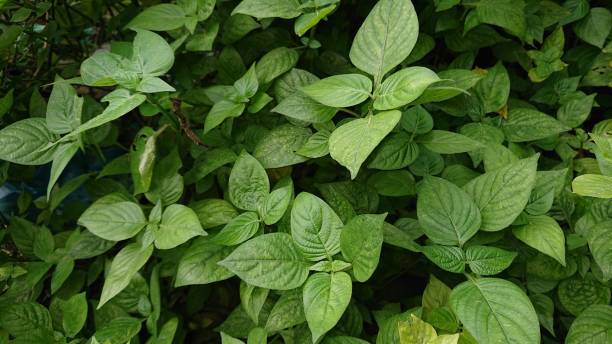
left=0, top=0, right=612, bottom=343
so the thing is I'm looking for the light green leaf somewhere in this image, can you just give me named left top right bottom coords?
left=401, top=106, right=433, bottom=134
left=421, top=245, right=465, bottom=273
left=329, top=110, right=401, bottom=179
left=204, top=100, right=245, bottom=134
left=272, top=91, right=338, bottom=123
left=256, top=47, right=300, bottom=85
left=558, top=276, right=611, bottom=316
left=261, top=177, right=293, bottom=225
left=131, top=29, right=175, bottom=76
left=302, top=74, right=372, bottom=108
left=512, top=215, right=566, bottom=266
left=232, top=0, right=301, bottom=19
left=502, top=108, right=570, bottom=142
left=449, top=278, right=540, bottom=344
left=78, top=195, right=147, bottom=241
left=61, top=292, right=88, bottom=337
left=416, top=130, right=482, bottom=154
left=297, top=130, right=331, bottom=158
left=0, top=118, right=57, bottom=165
left=374, top=67, right=439, bottom=110
left=464, top=245, right=517, bottom=276
left=253, top=124, right=311, bottom=168
left=247, top=327, right=267, bottom=344
left=414, top=69, right=484, bottom=104
left=587, top=220, right=612, bottom=281
left=574, top=8, right=612, bottom=48
left=349, top=0, right=419, bottom=83
left=303, top=272, right=352, bottom=343
left=46, top=79, right=82, bottom=134
left=241, top=282, right=269, bottom=324
left=417, top=176, right=481, bottom=246
left=572, top=174, right=612, bottom=198
left=212, top=212, right=260, bottom=246
left=566, top=304, right=612, bottom=344
left=557, top=93, right=595, bottom=128
left=137, top=76, right=176, bottom=93
left=155, top=204, right=206, bottom=249
left=291, top=192, right=344, bottom=261
left=80, top=51, right=124, bottom=86
left=398, top=315, right=437, bottom=344
left=127, top=4, right=187, bottom=31
left=229, top=151, right=270, bottom=211
left=191, top=199, right=239, bottom=229
left=98, top=243, right=153, bottom=308
left=265, top=289, right=305, bottom=332
left=464, top=155, right=539, bottom=231
left=47, top=141, right=79, bottom=198
left=235, top=64, right=259, bottom=99
left=218, top=233, right=310, bottom=290
left=175, top=238, right=235, bottom=286
left=340, top=213, right=386, bottom=282
left=368, top=132, right=419, bottom=170
left=473, top=0, right=526, bottom=38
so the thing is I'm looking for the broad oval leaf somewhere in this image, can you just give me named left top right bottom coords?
left=291, top=192, right=344, bottom=261
left=416, top=130, right=483, bottom=154
left=329, top=110, right=401, bottom=179
left=126, top=4, right=187, bottom=31
left=176, top=238, right=235, bottom=287
left=0, top=118, right=57, bottom=165
left=155, top=204, right=206, bottom=249
left=464, top=155, right=539, bottom=231
left=218, top=233, right=310, bottom=290
left=417, top=176, right=481, bottom=246
left=502, top=108, right=570, bottom=142
left=421, top=245, right=465, bottom=273
left=374, top=67, right=439, bottom=110
left=229, top=151, right=270, bottom=211
left=349, top=0, right=419, bottom=83
left=78, top=195, right=147, bottom=241
left=512, top=215, right=566, bottom=266
left=302, top=74, right=372, bottom=108
left=303, top=272, right=352, bottom=343
left=340, top=213, right=386, bottom=282
left=465, top=245, right=517, bottom=276
left=566, top=304, right=612, bottom=344
left=449, top=278, right=540, bottom=344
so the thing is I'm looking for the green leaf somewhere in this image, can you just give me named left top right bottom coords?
left=368, top=132, right=419, bottom=170
left=229, top=151, right=270, bottom=211
left=176, top=238, right=235, bottom=286
left=340, top=213, right=386, bottom=282
left=261, top=177, right=293, bottom=225
left=51, top=256, right=74, bottom=293
left=155, top=204, right=206, bottom=249
left=303, top=272, right=352, bottom=343
left=265, top=288, right=305, bottom=332
left=417, top=176, right=481, bottom=246
left=416, top=130, right=482, bottom=154
left=131, top=29, right=175, bottom=76
left=291, top=192, right=344, bottom=261
left=61, top=292, right=87, bottom=337
left=529, top=293, right=555, bottom=336
left=398, top=315, right=437, bottom=344
left=297, top=130, right=331, bottom=158
left=463, top=155, right=539, bottom=231
left=137, top=76, right=176, bottom=93
left=47, top=141, right=79, bottom=199
left=93, top=317, right=141, bottom=344
left=587, top=221, right=612, bottom=281
left=80, top=51, right=124, bottom=86
left=247, top=327, right=267, bottom=344
left=464, top=245, right=517, bottom=276
left=349, top=0, right=419, bottom=83
left=401, top=106, right=433, bottom=134
left=98, top=243, right=153, bottom=308
left=421, top=245, right=465, bottom=273
left=502, top=108, right=570, bottom=142
left=218, top=233, right=310, bottom=290
left=78, top=194, right=147, bottom=241
left=414, top=69, right=484, bottom=104
left=127, top=4, right=187, bottom=31
left=512, top=215, right=566, bottom=266
left=572, top=174, right=612, bottom=198
left=191, top=199, right=239, bottom=229
left=256, top=47, right=300, bottom=85
left=232, top=0, right=301, bottom=19
left=0, top=118, right=57, bottom=165
left=473, top=0, right=526, bottom=38
left=558, top=275, right=611, bottom=317
left=204, top=100, right=246, bottom=134
left=272, top=91, right=338, bottom=123
left=253, top=124, right=311, bottom=168
left=0, top=302, right=52, bottom=338
left=374, top=67, right=439, bottom=110
left=422, top=274, right=451, bottom=310
left=302, top=74, right=372, bottom=108
left=557, top=93, right=595, bottom=128
left=449, top=278, right=540, bottom=344
left=473, top=61, right=509, bottom=114
left=235, top=64, right=259, bottom=99
left=574, top=8, right=612, bottom=48
left=368, top=170, right=416, bottom=197
left=46, top=79, right=82, bottom=134
left=329, top=111, right=401, bottom=179
left=566, top=304, right=612, bottom=344
left=240, top=282, right=269, bottom=324
left=212, top=211, right=261, bottom=246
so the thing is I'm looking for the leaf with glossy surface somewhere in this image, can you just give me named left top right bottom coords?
left=127, top=4, right=187, bottom=31
left=219, top=233, right=310, bottom=290
left=349, top=0, right=419, bottom=83
left=291, top=192, right=344, bottom=261
left=302, top=74, right=372, bottom=108
left=329, top=111, right=401, bottom=179
left=463, top=155, right=538, bottom=231
left=232, top=0, right=301, bottom=19
left=512, top=215, right=566, bottom=266
left=155, top=204, right=206, bottom=249
left=374, top=67, right=439, bottom=110
left=449, top=278, right=540, bottom=344
left=417, top=176, right=481, bottom=246
left=303, top=272, right=352, bottom=343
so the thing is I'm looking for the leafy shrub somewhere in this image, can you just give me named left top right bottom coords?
left=0, top=0, right=611, bottom=343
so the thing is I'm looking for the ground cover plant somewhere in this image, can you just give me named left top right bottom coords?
left=0, top=0, right=611, bottom=343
